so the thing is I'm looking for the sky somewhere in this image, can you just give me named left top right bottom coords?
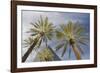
left=21, top=10, right=90, bottom=62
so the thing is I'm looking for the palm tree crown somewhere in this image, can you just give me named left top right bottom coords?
left=56, top=21, right=89, bottom=60
left=37, top=48, right=54, bottom=61
left=28, top=16, right=55, bottom=47
left=22, top=16, right=55, bottom=62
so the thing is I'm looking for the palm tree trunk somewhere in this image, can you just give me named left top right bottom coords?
left=22, top=37, right=39, bottom=62
left=47, top=46, right=61, bottom=60
left=71, top=44, right=81, bottom=60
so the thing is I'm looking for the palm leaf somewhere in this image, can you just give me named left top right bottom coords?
left=30, top=33, right=38, bottom=36
left=30, top=22, right=38, bottom=28
left=30, top=28, right=40, bottom=33
left=56, top=43, right=64, bottom=51
left=44, top=16, right=48, bottom=30
left=78, top=40, right=88, bottom=46
left=37, top=38, right=42, bottom=48
left=37, top=48, right=54, bottom=61
left=76, top=27, right=84, bottom=35
left=40, top=16, right=44, bottom=30
left=79, top=36, right=89, bottom=41
left=24, top=39, right=29, bottom=43
left=76, top=44, right=84, bottom=54
left=61, top=42, right=68, bottom=57
left=67, top=21, right=73, bottom=33
left=56, top=30, right=64, bottom=39
left=24, top=37, right=34, bottom=45
left=60, top=24, right=65, bottom=31
left=46, top=33, right=52, bottom=40
left=68, top=47, right=71, bottom=59
left=23, top=45, right=28, bottom=48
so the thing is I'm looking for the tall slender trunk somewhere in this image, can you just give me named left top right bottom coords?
left=22, top=37, right=39, bottom=62
left=47, top=46, right=61, bottom=60
left=71, top=44, right=81, bottom=60
left=44, top=38, right=61, bottom=60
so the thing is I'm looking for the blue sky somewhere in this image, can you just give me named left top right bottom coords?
left=21, top=10, right=90, bottom=62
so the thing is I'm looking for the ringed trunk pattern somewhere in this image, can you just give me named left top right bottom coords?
left=71, top=44, right=81, bottom=60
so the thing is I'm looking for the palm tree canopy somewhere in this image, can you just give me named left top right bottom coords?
left=55, top=21, right=89, bottom=59
left=22, top=16, right=56, bottom=62
left=25, top=16, right=55, bottom=49
left=23, top=37, right=35, bottom=48
left=37, top=48, right=54, bottom=61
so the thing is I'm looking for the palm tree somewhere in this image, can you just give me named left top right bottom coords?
left=55, top=21, right=89, bottom=60
left=36, top=48, right=54, bottom=61
left=22, top=16, right=59, bottom=62
left=23, top=37, right=34, bottom=48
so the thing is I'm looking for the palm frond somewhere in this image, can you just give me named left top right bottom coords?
left=67, top=21, right=73, bottom=33
left=78, top=40, right=88, bottom=46
left=61, top=42, right=68, bottom=57
left=79, top=37, right=89, bottom=43
left=44, top=16, right=48, bottom=29
left=56, top=30, right=64, bottom=39
left=46, top=33, right=52, bottom=40
left=37, top=48, right=54, bottom=61
left=76, top=27, right=84, bottom=35
left=30, top=33, right=38, bottom=36
left=68, top=47, right=71, bottom=59
left=30, top=22, right=38, bottom=28
left=56, top=43, right=64, bottom=51
left=74, top=22, right=85, bottom=36
left=60, top=24, right=65, bottom=31
left=29, top=28, right=40, bottom=33
left=76, top=44, right=84, bottom=54
left=40, top=16, right=44, bottom=30
left=24, top=37, right=34, bottom=46
left=37, top=38, right=42, bottom=48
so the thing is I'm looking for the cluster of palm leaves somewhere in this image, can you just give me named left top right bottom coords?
left=22, top=15, right=89, bottom=62
left=55, top=21, right=89, bottom=60
left=22, top=16, right=55, bottom=62
left=37, top=48, right=54, bottom=61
